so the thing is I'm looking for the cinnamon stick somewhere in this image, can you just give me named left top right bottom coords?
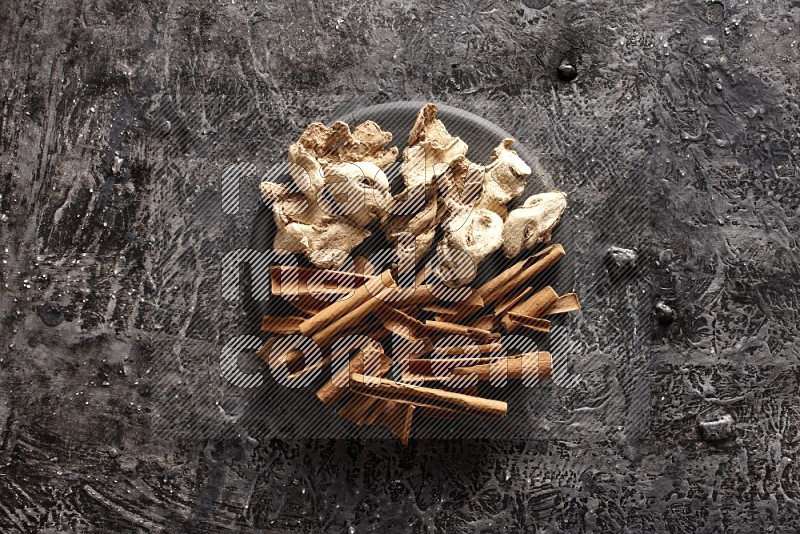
left=432, top=342, right=502, bottom=357
left=502, top=286, right=558, bottom=332
left=260, top=315, right=305, bottom=334
left=374, top=305, right=426, bottom=340
left=285, top=294, right=330, bottom=315
left=383, top=284, right=439, bottom=307
left=476, top=244, right=557, bottom=305
left=424, top=291, right=484, bottom=316
left=400, top=373, right=454, bottom=383
left=298, top=269, right=396, bottom=337
left=495, top=245, right=565, bottom=302
left=406, top=357, right=495, bottom=376
left=349, top=374, right=507, bottom=418
left=423, top=320, right=501, bottom=343
left=506, top=313, right=551, bottom=333
left=270, top=265, right=374, bottom=297
left=494, top=286, right=533, bottom=316
left=543, top=293, right=581, bottom=315
left=365, top=325, right=391, bottom=341
left=466, top=314, right=500, bottom=331
left=338, top=394, right=380, bottom=426
left=370, top=401, right=415, bottom=445
left=317, top=348, right=393, bottom=407
left=256, top=338, right=276, bottom=362
left=452, top=352, right=552, bottom=380
left=415, top=382, right=476, bottom=419
left=310, top=282, right=398, bottom=348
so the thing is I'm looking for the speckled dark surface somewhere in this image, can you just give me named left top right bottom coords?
left=1, top=0, right=798, bottom=532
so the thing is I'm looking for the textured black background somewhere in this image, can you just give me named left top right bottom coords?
left=1, top=0, right=798, bottom=532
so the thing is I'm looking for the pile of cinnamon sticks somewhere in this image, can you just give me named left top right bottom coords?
left=258, top=244, right=580, bottom=444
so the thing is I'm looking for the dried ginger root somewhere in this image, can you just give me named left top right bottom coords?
left=381, top=103, right=468, bottom=263
left=433, top=121, right=533, bottom=286
left=502, top=191, right=568, bottom=258
left=263, top=103, right=567, bottom=276
left=261, top=120, right=397, bottom=268
left=436, top=201, right=505, bottom=287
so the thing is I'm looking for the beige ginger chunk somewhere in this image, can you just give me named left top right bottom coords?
left=443, top=139, right=531, bottom=218
left=383, top=104, right=467, bottom=263
left=502, top=191, right=568, bottom=258
left=288, top=120, right=398, bottom=195
left=436, top=202, right=504, bottom=287
left=400, top=103, right=469, bottom=190
left=434, top=138, right=532, bottom=285
left=262, top=120, right=398, bottom=268
left=320, top=161, right=393, bottom=227
left=261, top=182, right=372, bottom=269
left=381, top=186, right=443, bottom=263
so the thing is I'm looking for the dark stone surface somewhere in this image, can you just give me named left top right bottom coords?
left=0, top=0, right=798, bottom=532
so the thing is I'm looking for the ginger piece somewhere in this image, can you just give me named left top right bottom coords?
left=319, top=161, right=393, bottom=227
left=261, top=182, right=370, bottom=268
left=263, top=119, right=398, bottom=268
left=381, top=186, right=443, bottom=263
left=443, top=139, right=531, bottom=218
left=383, top=104, right=467, bottom=263
left=288, top=120, right=398, bottom=195
left=475, top=139, right=532, bottom=216
left=502, top=191, right=568, bottom=258
left=435, top=202, right=504, bottom=287
left=400, top=103, right=469, bottom=190
left=434, top=138, right=531, bottom=285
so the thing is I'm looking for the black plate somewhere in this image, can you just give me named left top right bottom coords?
left=246, top=101, right=572, bottom=439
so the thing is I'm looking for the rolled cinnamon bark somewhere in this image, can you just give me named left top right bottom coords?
left=494, top=245, right=564, bottom=303
left=349, top=374, right=507, bottom=418
left=476, top=245, right=557, bottom=305
left=270, top=265, right=375, bottom=297
left=466, top=314, right=500, bottom=331
left=256, top=338, right=276, bottom=362
left=298, top=269, right=396, bottom=337
left=452, top=352, right=552, bottom=380
left=406, top=357, right=495, bottom=376
left=543, top=293, right=581, bottom=315
left=400, top=373, right=454, bottom=383
left=502, top=286, right=558, bottom=332
left=432, top=342, right=502, bottom=356
left=285, top=294, right=330, bottom=315
left=506, top=313, right=551, bottom=333
left=371, top=401, right=415, bottom=446
left=423, top=320, right=501, bottom=343
left=494, top=286, right=533, bottom=316
left=310, top=282, right=398, bottom=348
left=365, top=325, right=391, bottom=341
left=424, top=291, right=484, bottom=316
left=407, top=369, right=482, bottom=408
left=374, top=305, right=426, bottom=340
left=260, top=315, right=305, bottom=334
left=317, top=348, right=392, bottom=408
left=383, top=284, right=439, bottom=307
left=338, top=394, right=380, bottom=426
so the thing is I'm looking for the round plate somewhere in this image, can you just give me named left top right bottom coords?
left=247, top=102, right=567, bottom=439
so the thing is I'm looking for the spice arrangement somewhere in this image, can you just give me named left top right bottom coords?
left=257, top=104, right=580, bottom=444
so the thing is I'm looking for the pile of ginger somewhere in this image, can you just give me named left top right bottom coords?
left=260, top=103, right=567, bottom=286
